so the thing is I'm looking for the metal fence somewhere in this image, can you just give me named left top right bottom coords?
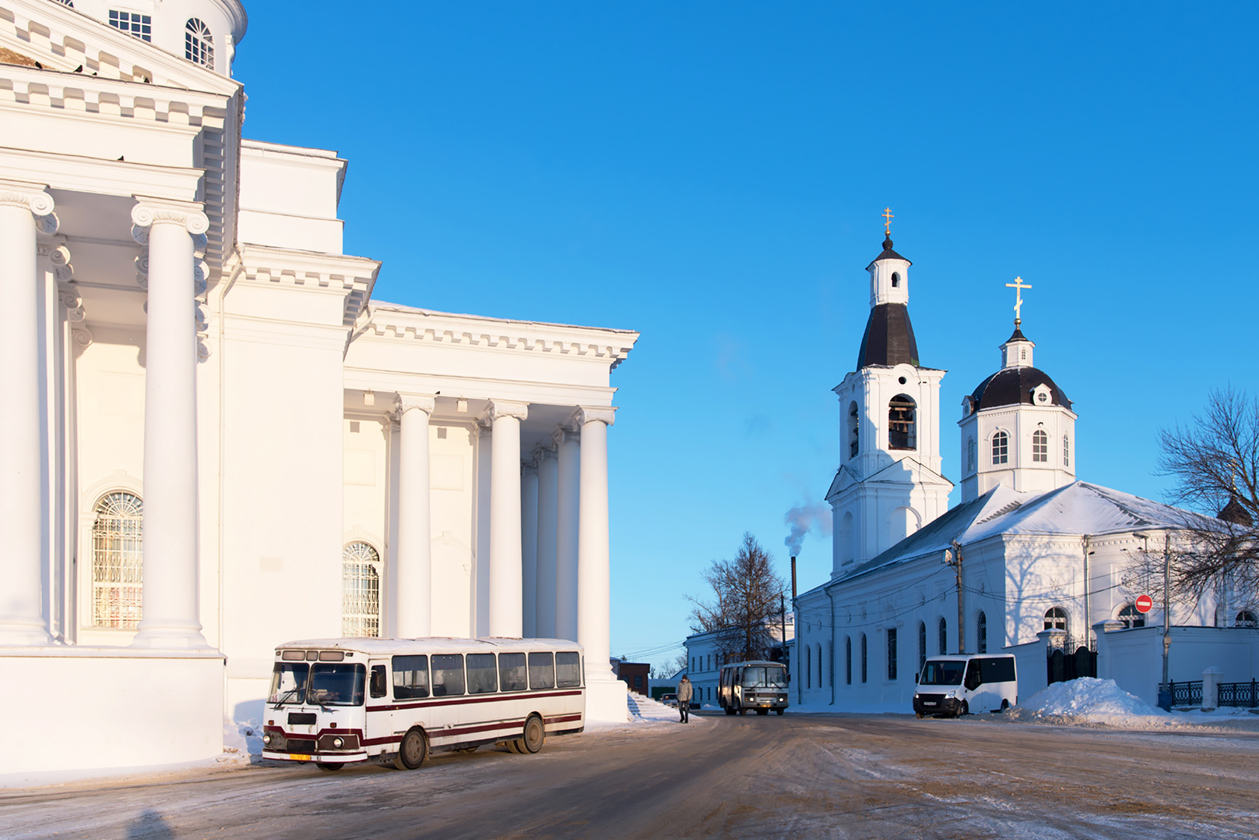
left=1165, top=679, right=1259, bottom=708
left=1166, top=680, right=1202, bottom=707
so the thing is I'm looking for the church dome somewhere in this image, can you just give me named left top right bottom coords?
left=856, top=303, right=919, bottom=368
left=970, top=366, right=1072, bottom=410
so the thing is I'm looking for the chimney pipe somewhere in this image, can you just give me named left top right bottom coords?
left=790, top=555, right=798, bottom=600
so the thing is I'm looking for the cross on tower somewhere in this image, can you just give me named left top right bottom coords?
left=882, top=207, right=894, bottom=236
left=1005, top=276, right=1032, bottom=324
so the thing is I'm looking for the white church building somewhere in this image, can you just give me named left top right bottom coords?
left=794, top=225, right=1257, bottom=712
left=1, top=0, right=635, bottom=778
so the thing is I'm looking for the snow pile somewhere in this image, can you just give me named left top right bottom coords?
left=1007, top=678, right=1175, bottom=727
left=224, top=716, right=264, bottom=757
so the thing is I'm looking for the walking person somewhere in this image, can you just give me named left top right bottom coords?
left=677, top=675, right=693, bottom=723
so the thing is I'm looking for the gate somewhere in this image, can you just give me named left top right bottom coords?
left=1047, top=636, right=1097, bottom=685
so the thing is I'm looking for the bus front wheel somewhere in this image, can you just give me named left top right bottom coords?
left=521, top=714, right=546, bottom=754
left=394, top=728, right=428, bottom=771
left=317, top=762, right=344, bottom=771
left=776, top=708, right=784, bottom=716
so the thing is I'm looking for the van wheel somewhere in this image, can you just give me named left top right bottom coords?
left=393, top=728, right=427, bottom=770
left=318, top=762, right=344, bottom=771
left=776, top=709, right=784, bottom=716
left=724, top=705, right=736, bottom=716
left=915, top=712, right=924, bottom=719
left=521, top=714, right=546, bottom=754
left=958, top=701, right=969, bottom=718
left=1000, top=699, right=1010, bottom=712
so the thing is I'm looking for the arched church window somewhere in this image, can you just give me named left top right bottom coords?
left=845, top=636, right=852, bottom=684
left=91, top=491, right=143, bottom=628
left=860, top=634, right=868, bottom=683
left=1063, top=434, right=1071, bottom=467
left=848, top=402, right=859, bottom=458
left=888, top=395, right=916, bottom=450
left=891, top=272, right=901, bottom=288
left=1118, top=605, right=1145, bottom=629
left=976, top=611, right=988, bottom=654
left=827, top=641, right=833, bottom=686
left=918, top=620, right=927, bottom=672
left=1032, top=429, right=1048, bottom=463
left=886, top=628, right=898, bottom=680
left=1044, top=607, right=1068, bottom=633
left=185, top=18, right=214, bottom=68
left=992, top=431, right=1009, bottom=465
left=1236, top=610, right=1258, bottom=628
left=816, top=642, right=824, bottom=687
left=343, top=541, right=382, bottom=637
left=804, top=644, right=811, bottom=689
left=938, top=617, right=947, bottom=655
left=967, top=437, right=976, bottom=473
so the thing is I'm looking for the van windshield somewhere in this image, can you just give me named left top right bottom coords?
left=919, top=661, right=965, bottom=686
left=741, top=666, right=788, bottom=688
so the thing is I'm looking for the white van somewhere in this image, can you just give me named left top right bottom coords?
left=912, top=654, right=1017, bottom=718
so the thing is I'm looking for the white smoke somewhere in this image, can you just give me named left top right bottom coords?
left=784, top=503, right=832, bottom=556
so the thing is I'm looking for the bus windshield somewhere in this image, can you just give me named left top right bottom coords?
left=308, top=663, right=366, bottom=706
left=919, top=661, right=965, bottom=686
left=269, top=662, right=309, bottom=706
left=741, top=666, right=788, bottom=688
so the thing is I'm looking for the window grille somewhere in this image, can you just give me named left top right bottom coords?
left=185, top=18, right=214, bottom=68
left=1044, top=607, right=1068, bottom=632
left=1118, top=605, right=1145, bottom=629
left=108, top=11, right=152, bottom=41
left=1033, top=429, right=1048, bottom=463
left=976, top=611, right=987, bottom=653
left=888, top=395, right=917, bottom=450
left=848, top=403, right=859, bottom=458
left=91, top=492, right=143, bottom=628
left=967, top=437, right=976, bottom=472
left=1237, top=611, right=1258, bottom=628
left=1063, top=434, right=1070, bottom=467
left=992, top=431, right=1009, bottom=465
left=342, top=542, right=381, bottom=637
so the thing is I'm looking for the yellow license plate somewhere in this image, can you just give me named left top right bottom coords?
left=289, top=753, right=311, bottom=761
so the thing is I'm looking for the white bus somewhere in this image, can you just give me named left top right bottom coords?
left=912, top=654, right=1017, bottom=718
left=260, top=637, right=585, bottom=770
left=718, top=660, right=789, bottom=715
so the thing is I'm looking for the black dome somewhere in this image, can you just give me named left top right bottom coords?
left=970, top=366, right=1072, bottom=410
left=857, top=303, right=919, bottom=368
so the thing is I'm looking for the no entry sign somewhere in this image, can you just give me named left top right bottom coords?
left=1135, top=594, right=1154, bottom=614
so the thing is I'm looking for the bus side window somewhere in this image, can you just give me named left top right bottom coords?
left=467, top=653, right=498, bottom=694
left=964, top=661, right=982, bottom=691
left=393, top=655, right=430, bottom=700
left=431, top=654, right=465, bottom=697
left=499, top=653, right=527, bottom=692
left=528, top=652, right=555, bottom=690
left=370, top=665, right=388, bottom=699
left=556, top=651, right=582, bottom=688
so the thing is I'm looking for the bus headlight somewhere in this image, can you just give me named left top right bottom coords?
left=332, top=737, right=344, bottom=749
left=946, top=691, right=957, bottom=699
left=262, top=733, right=272, bottom=746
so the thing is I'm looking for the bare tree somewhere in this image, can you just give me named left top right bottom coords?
left=687, top=533, right=787, bottom=664
left=1156, top=387, right=1259, bottom=610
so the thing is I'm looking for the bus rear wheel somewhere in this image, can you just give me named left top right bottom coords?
left=724, top=705, right=736, bottom=716
left=394, top=728, right=428, bottom=771
left=521, top=714, right=546, bottom=754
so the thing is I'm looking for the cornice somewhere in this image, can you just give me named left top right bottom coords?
left=363, top=305, right=638, bottom=370
left=1, top=0, right=242, bottom=95
left=0, top=147, right=203, bottom=201
left=237, top=244, right=380, bottom=328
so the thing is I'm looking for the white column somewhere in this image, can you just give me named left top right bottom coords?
left=535, top=446, right=559, bottom=638
left=394, top=393, right=435, bottom=638
left=474, top=424, right=492, bottom=637
left=577, top=407, right=615, bottom=681
left=0, top=181, right=56, bottom=645
left=521, top=461, right=539, bottom=638
left=130, top=198, right=210, bottom=649
left=554, top=428, right=580, bottom=641
left=488, top=400, right=528, bottom=637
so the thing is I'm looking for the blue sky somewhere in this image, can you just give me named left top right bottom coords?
left=233, top=2, right=1258, bottom=670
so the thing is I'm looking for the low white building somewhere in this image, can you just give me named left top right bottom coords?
left=1, top=0, right=634, bottom=778
left=794, top=226, right=1256, bottom=712
left=684, top=616, right=794, bottom=708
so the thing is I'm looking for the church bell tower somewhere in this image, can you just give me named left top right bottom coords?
left=826, top=212, right=952, bottom=574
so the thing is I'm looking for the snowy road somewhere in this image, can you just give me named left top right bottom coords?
left=4, top=713, right=1259, bottom=839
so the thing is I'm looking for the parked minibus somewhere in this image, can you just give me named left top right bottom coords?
left=260, top=637, right=585, bottom=770
left=718, top=660, right=790, bottom=715
left=912, top=654, right=1017, bottom=718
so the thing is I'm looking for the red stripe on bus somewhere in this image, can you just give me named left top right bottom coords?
left=366, top=688, right=582, bottom=713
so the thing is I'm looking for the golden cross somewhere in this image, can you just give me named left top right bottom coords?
left=1005, top=276, right=1032, bottom=323
left=882, top=207, right=894, bottom=236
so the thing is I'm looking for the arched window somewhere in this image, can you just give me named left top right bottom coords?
left=860, top=634, right=868, bottom=683
left=848, top=402, right=860, bottom=458
left=839, top=512, right=855, bottom=565
left=1064, top=433, right=1071, bottom=467
left=342, top=541, right=381, bottom=637
left=1118, top=605, right=1145, bottom=629
left=1032, top=429, right=1048, bottom=463
left=185, top=18, right=214, bottom=68
left=845, top=636, right=852, bottom=684
left=967, top=437, right=976, bottom=473
left=1044, top=607, right=1068, bottom=633
left=816, top=642, right=823, bottom=687
left=804, top=644, right=811, bottom=689
left=938, top=617, right=948, bottom=655
left=976, top=611, right=988, bottom=654
left=827, top=641, right=833, bottom=686
left=888, top=395, right=916, bottom=450
left=887, top=627, right=898, bottom=680
left=1236, top=610, right=1258, bottom=628
left=891, top=271, right=901, bottom=288
left=992, top=431, right=1009, bottom=465
left=918, top=621, right=927, bottom=672
left=91, top=491, right=143, bottom=628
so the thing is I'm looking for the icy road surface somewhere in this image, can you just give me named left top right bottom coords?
left=4, top=712, right=1259, bottom=839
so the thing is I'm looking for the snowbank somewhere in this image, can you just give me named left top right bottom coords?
left=1007, top=678, right=1178, bottom=728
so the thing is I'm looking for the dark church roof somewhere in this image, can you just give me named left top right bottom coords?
left=857, top=303, right=919, bottom=368
left=970, top=366, right=1072, bottom=410
left=865, top=235, right=910, bottom=270
left=1218, top=496, right=1253, bottom=526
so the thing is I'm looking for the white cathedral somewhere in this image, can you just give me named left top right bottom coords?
left=1, top=0, right=635, bottom=779
left=794, top=222, right=1257, bottom=712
